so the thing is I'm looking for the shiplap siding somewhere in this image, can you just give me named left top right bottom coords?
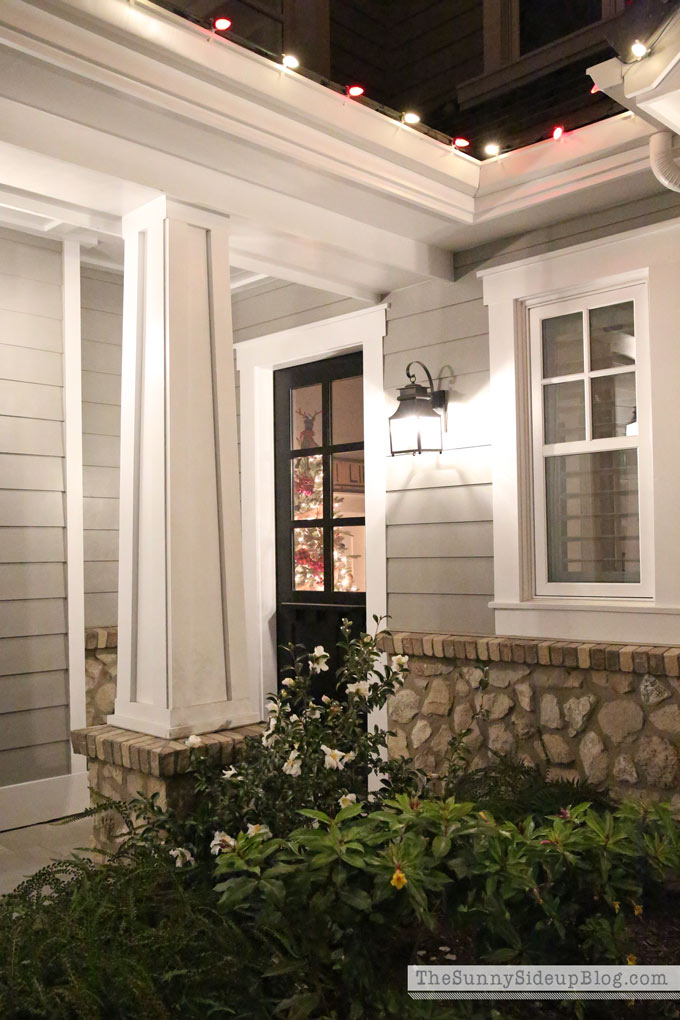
left=80, top=268, right=122, bottom=628
left=384, top=273, right=494, bottom=634
left=0, top=228, right=70, bottom=788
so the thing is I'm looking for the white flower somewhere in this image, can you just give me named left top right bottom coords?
left=266, top=698, right=280, bottom=716
left=222, top=766, right=243, bottom=780
left=281, top=677, right=296, bottom=688
left=169, top=847, right=195, bottom=868
left=321, top=745, right=345, bottom=770
left=392, top=654, right=409, bottom=672
left=306, top=705, right=321, bottom=720
left=184, top=734, right=203, bottom=748
left=343, top=750, right=356, bottom=765
left=283, top=748, right=302, bottom=777
left=309, top=645, right=330, bottom=674
left=289, top=714, right=299, bottom=723
left=338, top=792, right=357, bottom=809
left=261, top=717, right=277, bottom=747
left=362, top=634, right=372, bottom=644
left=247, top=823, right=272, bottom=839
left=210, top=831, right=237, bottom=855
left=321, top=695, right=331, bottom=705
left=346, top=679, right=370, bottom=698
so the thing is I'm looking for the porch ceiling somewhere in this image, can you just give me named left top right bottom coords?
left=0, top=0, right=670, bottom=297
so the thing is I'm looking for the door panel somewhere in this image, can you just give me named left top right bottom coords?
left=274, top=353, right=366, bottom=695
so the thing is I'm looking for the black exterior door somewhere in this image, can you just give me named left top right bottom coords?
left=274, top=352, right=366, bottom=696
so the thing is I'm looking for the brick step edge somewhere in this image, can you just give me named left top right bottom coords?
left=377, top=632, right=680, bottom=678
left=71, top=723, right=264, bottom=778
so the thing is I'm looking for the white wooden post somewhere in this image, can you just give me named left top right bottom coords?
left=109, top=197, right=255, bottom=739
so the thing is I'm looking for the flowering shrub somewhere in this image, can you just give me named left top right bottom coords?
left=173, top=619, right=422, bottom=845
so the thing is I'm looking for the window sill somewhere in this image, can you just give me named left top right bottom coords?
left=491, top=600, right=680, bottom=645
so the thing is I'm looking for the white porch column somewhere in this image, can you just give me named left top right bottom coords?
left=109, top=197, right=255, bottom=739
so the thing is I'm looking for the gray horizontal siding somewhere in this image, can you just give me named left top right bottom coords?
left=387, top=593, right=494, bottom=634
left=0, top=670, right=68, bottom=713
left=81, top=268, right=122, bottom=628
left=0, top=229, right=70, bottom=789
left=232, top=278, right=367, bottom=345
left=0, top=741, right=70, bottom=787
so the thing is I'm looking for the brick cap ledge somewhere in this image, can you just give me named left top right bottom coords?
left=85, top=627, right=118, bottom=650
left=377, top=631, right=680, bottom=678
left=71, top=723, right=264, bottom=778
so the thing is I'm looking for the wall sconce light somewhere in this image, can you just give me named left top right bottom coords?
left=389, top=361, right=446, bottom=456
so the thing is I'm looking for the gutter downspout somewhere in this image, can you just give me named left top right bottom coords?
left=650, top=131, right=680, bottom=193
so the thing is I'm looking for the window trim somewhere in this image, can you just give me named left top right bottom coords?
left=479, top=217, right=680, bottom=644
left=527, top=283, right=654, bottom=598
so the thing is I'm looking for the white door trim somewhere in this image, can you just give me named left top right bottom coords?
left=236, top=304, right=388, bottom=716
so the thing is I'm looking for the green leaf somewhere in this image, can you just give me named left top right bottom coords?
left=339, top=888, right=372, bottom=912
left=432, top=835, right=451, bottom=859
left=335, top=803, right=363, bottom=823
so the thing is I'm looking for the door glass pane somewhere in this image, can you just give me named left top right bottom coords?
left=589, top=301, right=635, bottom=370
left=292, top=384, right=322, bottom=450
left=544, top=380, right=585, bottom=444
left=542, top=312, right=583, bottom=378
left=591, top=372, right=637, bottom=440
left=333, top=525, right=365, bottom=592
left=545, top=450, right=640, bottom=583
left=332, top=451, right=364, bottom=518
left=293, top=528, right=324, bottom=591
left=293, top=455, right=323, bottom=519
left=332, top=376, right=363, bottom=445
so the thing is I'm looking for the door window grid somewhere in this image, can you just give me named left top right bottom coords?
left=530, top=285, right=652, bottom=597
left=275, top=358, right=366, bottom=602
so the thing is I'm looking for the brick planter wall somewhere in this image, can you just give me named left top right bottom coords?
left=380, top=632, right=680, bottom=807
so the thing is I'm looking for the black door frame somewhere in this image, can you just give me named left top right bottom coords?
left=273, top=351, right=366, bottom=690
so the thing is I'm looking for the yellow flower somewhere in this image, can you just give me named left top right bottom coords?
left=613, top=901, right=620, bottom=914
left=390, top=868, right=408, bottom=890
left=627, top=954, right=637, bottom=966
left=633, top=903, right=643, bottom=917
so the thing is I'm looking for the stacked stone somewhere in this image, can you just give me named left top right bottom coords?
left=381, top=633, right=680, bottom=807
left=85, top=627, right=118, bottom=726
left=71, top=723, right=262, bottom=850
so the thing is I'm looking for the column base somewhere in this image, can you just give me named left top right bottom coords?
left=71, top=723, right=263, bottom=851
left=107, top=697, right=262, bottom=739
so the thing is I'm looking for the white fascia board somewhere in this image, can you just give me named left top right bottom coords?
left=0, top=96, right=453, bottom=292
left=476, top=113, right=654, bottom=219
left=588, top=12, right=680, bottom=133
left=0, top=0, right=477, bottom=222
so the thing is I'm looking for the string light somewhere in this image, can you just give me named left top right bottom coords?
left=213, top=16, right=231, bottom=31
left=282, top=54, right=300, bottom=69
left=590, top=83, right=600, bottom=94
left=484, top=142, right=500, bottom=157
left=402, top=112, right=420, bottom=125
left=631, top=39, right=648, bottom=58
left=453, top=137, right=470, bottom=148
left=346, top=85, right=365, bottom=97
left=552, top=125, right=564, bottom=141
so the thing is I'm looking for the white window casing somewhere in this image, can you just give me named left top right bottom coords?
left=480, top=219, right=680, bottom=644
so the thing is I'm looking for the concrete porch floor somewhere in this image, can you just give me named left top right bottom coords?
left=0, top=817, right=94, bottom=896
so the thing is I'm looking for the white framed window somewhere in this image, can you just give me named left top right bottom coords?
left=529, top=284, right=653, bottom=598
left=480, top=218, right=680, bottom=645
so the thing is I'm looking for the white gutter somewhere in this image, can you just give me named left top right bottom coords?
left=649, top=130, right=680, bottom=192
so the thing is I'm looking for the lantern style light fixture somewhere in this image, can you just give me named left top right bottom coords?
left=389, top=361, right=446, bottom=456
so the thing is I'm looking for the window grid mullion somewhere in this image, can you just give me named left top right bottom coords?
left=583, top=309, right=593, bottom=443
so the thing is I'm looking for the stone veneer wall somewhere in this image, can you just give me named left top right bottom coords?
left=85, top=627, right=118, bottom=726
left=381, top=632, right=680, bottom=808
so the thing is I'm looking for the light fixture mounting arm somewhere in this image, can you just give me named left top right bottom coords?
left=405, top=360, right=447, bottom=424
